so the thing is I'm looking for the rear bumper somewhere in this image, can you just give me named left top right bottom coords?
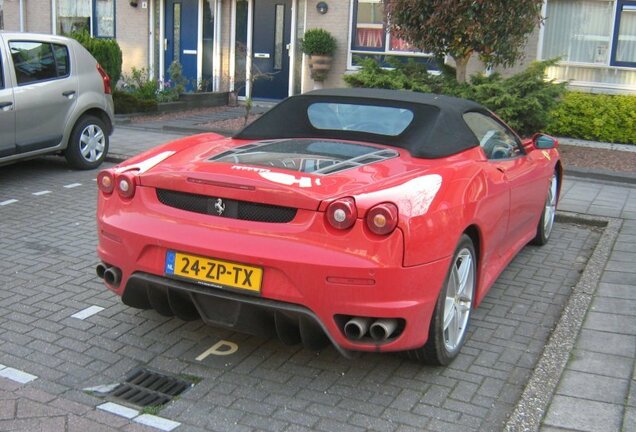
left=97, top=187, right=452, bottom=353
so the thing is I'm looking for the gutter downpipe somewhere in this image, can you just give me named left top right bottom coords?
left=19, top=0, right=25, bottom=32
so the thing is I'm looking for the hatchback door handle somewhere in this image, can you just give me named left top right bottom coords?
left=62, top=90, right=76, bottom=98
left=0, top=101, right=12, bottom=110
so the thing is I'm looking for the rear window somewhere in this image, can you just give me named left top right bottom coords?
left=9, top=41, right=70, bottom=85
left=307, top=103, right=414, bottom=136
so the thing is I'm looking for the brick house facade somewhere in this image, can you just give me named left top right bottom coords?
left=1, top=1, right=634, bottom=98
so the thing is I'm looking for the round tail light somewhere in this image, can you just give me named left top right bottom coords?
left=326, top=197, right=357, bottom=230
left=366, top=203, right=398, bottom=235
left=116, top=172, right=137, bottom=199
left=97, top=170, right=115, bottom=194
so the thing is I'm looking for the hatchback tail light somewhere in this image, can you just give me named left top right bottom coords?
left=326, top=197, right=357, bottom=230
left=116, top=172, right=137, bottom=199
left=366, top=203, right=398, bottom=235
left=97, top=170, right=115, bottom=195
left=96, top=63, right=111, bottom=94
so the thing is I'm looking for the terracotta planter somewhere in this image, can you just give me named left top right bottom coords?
left=308, top=55, right=333, bottom=82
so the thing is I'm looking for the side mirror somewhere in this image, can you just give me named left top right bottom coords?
left=533, top=134, right=558, bottom=150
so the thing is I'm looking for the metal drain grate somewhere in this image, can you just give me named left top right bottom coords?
left=108, top=368, right=192, bottom=407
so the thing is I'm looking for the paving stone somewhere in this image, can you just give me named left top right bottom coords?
left=577, top=329, right=636, bottom=358
left=556, top=370, right=629, bottom=404
left=568, top=350, right=634, bottom=379
left=543, top=396, right=622, bottom=432
left=584, top=311, right=636, bottom=335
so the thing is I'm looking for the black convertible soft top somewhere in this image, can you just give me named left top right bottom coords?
left=234, top=88, right=492, bottom=159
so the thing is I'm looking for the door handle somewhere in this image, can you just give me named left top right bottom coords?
left=496, top=166, right=506, bottom=173
left=0, top=101, right=13, bottom=109
left=62, top=90, right=76, bottom=98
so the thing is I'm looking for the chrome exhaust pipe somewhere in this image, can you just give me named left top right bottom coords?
left=103, top=267, right=122, bottom=287
left=96, top=263, right=108, bottom=279
left=344, top=317, right=371, bottom=340
left=369, top=319, right=398, bottom=341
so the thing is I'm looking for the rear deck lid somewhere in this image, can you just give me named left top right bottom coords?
left=139, top=138, right=412, bottom=211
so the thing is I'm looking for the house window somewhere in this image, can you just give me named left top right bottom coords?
left=95, top=0, right=115, bottom=38
left=611, top=1, right=636, bottom=66
left=541, top=0, right=636, bottom=90
left=57, top=0, right=115, bottom=38
left=350, top=0, right=434, bottom=68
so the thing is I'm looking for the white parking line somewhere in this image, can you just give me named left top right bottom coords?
left=97, top=402, right=181, bottom=431
left=0, top=367, right=38, bottom=384
left=97, top=402, right=139, bottom=419
left=64, top=183, right=82, bottom=189
left=0, top=199, right=18, bottom=206
left=71, top=306, right=104, bottom=320
left=135, top=414, right=181, bottom=431
left=32, top=190, right=52, bottom=196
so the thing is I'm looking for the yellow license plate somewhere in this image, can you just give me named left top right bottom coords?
left=165, top=250, right=263, bottom=293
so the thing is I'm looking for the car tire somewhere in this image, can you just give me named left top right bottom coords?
left=408, top=234, right=476, bottom=366
left=65, top=115, right=109, bottom=170
left=531, top=172, right=559, bottom=246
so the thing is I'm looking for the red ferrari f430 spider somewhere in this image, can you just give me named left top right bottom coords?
left=96, top=89, right=561, bottom=365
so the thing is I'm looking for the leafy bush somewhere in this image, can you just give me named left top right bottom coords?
left=112, top=90, right=157, bottom=114
left=344, top=58, right=566, bottom=136
left=168, top=61, right=187, bottom=95
left=71, top=31, right=122, bottom=85
left=301, top=29, right=337, bottom=56
left=547, top=92, right=636, bottom=145
left=124, top=67, right=159, bottom=100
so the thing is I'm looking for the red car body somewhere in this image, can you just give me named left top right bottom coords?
left=96, top=89, right=561, bottom=362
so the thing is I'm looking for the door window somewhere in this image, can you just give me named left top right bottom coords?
left=463, top=112, right=523, bottom=160
left=9, top=42, right=70, bottom=85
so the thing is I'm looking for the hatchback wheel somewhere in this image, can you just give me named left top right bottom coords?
left=65, top=115, right=109, bottom=170
left=408, top=234, right=476, bottom=365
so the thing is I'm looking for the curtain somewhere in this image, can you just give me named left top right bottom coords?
left=96, top=0, right=114, bottom=37
left=57, top=0, right=91, bottom=35
left=615, top=4, right=636, bottom=63
left=58, top=0, right=91, bottom=17
left=543, top=0, right=614, bottom=63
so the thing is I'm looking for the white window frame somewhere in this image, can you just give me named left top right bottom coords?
left=347, top=0, right=435, bottom=70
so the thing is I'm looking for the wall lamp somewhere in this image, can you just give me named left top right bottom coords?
left=316, top=2, right=328, bottom=15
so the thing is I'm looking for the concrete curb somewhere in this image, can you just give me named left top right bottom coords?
left=505, top=212, right=622, bottom=431
left=564, top=167, right=636, bottom=185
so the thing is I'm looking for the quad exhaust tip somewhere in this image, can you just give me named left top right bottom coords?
left=97, top=263, right=122, bottom=288
left=342, top=316, right=402, bottom=342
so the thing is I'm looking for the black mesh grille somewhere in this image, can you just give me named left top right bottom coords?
left=156, top=189, right=297, bottom=223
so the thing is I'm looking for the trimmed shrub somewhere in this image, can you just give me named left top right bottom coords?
left=344, top=58, right=566, bottom=137
left=71, top=31, right=123, bottom=85
left=547, top=92, right=636, bottom=145
left=112, top=90, right=157, bottom=114
left=301, top=29, right=337, bottom=56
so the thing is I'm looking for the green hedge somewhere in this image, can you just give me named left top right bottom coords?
left=547, top=92, right=636, bottom=145
left=344, top=58, right=566, bottom=137
left=71, top=32, right=123, bottom=85
left=112, top=91, right=157, bottom=114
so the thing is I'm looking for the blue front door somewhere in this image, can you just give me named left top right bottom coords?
left=251, top=0, right=292, bottom=100
left=165, top=0, right=199, bottom=90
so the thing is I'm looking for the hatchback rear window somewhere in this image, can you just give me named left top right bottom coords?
left=307, top=103, right=414, bottom=136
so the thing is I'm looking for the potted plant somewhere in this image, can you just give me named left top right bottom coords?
left=301, top=28, right=337, bottom=83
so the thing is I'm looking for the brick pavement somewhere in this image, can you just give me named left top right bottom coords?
left=0, top=128, right=633, bottom=431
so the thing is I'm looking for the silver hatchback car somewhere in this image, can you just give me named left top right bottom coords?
left=0, top=32, right=114, bottom=169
